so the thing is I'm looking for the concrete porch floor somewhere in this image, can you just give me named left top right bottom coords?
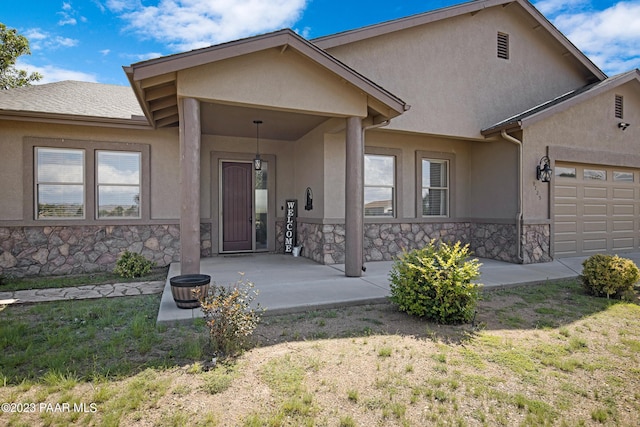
left=156, top=251, right=640, bottom=324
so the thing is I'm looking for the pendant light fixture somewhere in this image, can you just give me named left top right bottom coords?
left=253, top=120, right=263, bottom=171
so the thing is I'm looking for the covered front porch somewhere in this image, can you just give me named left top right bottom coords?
left=125, top=29, right=407, bottom=279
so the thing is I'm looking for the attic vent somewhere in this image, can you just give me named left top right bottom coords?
left=497, top=32, right=509, bottom=60
left=615, top=94, right=624, bottom=119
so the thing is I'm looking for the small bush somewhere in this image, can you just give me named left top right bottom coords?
left=114, top=251, right=155, bottom=278
left=199, top=277, right=264, bottom=356
left=389, top=240, right=481, bottom=324
left=581, top=254, right=639, bottom=299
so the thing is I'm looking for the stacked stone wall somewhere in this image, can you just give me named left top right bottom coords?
left=290, top=221, right=550, bottom=265
left=0, top=224, right=212, bottom=278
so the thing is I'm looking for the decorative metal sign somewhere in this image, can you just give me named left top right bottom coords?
left=284, top=199, right=297, bottom=253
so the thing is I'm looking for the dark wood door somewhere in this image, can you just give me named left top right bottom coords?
left=222, top=162, right=252, bottom=251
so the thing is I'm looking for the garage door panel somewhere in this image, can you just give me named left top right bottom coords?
left=555, top=240, right=577, bottom=255
left=583, top=187, right=607, bottom=199
left=613, top=220, right=634, bottom=231
left=613, top=238, right=634, bottom=250
left=583, top=221, right=606, bottom=232
left=613, top=204, right=634, bottom=215
left=583, top=238, right=607, bottom=251
left=555, top=204, right=576, bottom=215
left=613, top=188, right=634, bottom=199
left=583, top=204, right=607, bottom=215
left=554, top=221, right=576, bottom=233
left=554, top=163, right=638, bottom=258
left=555, top=185, right=577, bottom=197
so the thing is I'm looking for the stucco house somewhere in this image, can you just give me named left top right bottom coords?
left=1, top=0, right=639, bottom=279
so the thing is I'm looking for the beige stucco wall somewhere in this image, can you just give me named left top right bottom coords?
left=0, top=120, right=179, bottom=222
left=522, top=80, right=640, bottom=219
left=323, top=128, right=479, bottom=220
left=177, top=48, right=367, bottom=118
left=325, top=3, right=590, bottom=139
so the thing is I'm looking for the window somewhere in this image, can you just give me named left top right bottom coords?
left=497, top=32, right=509, bottom=60
left=555, top=166, right=576, bottom=178
left=615, top=95, right=624, bottom=119
left=613, top=171, right=634, bottom=182
left=97, top=151, right=141, bottom=218
left=29, top=138, right=148, bottom=222
left=422, top=159, right=448, bottom=216
left=36, top=148, right=85, bottom=219
left=364, top=154, right=395, bottom=217
left=584, top=169, right=606, bottom=180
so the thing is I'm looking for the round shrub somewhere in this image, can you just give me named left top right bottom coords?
left=389, top=240, right=482, bottom=324
left=114, top=250, right=155, bottom=278
left=581, top=254, right=639, bottom=299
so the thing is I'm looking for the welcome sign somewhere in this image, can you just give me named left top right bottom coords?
left=284, top=199, right=297, bottom=253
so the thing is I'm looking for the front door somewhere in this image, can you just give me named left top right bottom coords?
left=222, top=162, right=253, bottom=251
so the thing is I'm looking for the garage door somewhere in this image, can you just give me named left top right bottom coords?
left=554, top=163, right=640, bottom=257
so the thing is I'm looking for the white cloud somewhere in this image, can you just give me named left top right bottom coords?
left=534, top=0, right=590, bottom=15
left=109, top=0, right=307, bottom=51
left=25, top=29, right=79, bottom=50
left=100, top=49, right=111, bottom=56
left=17, top=60, right=98, bottom=84
left=537, top=1, right=640, bottom=75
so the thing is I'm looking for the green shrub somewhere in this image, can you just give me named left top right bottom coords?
left=199, top=277, right=264, bottom=356
left=581, top=254, right=639, bottom=299
left=113, top=251, right=155, bottom=278
left=389, top=240, right=481, bottom=324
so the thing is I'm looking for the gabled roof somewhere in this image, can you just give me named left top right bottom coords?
left=0, top=81, right=148, bottom=128
left=313, top=0, right=606, bottom=83
left=124, top=29, right=408, bottom=129
left=481, top=69, right=640, bottom=136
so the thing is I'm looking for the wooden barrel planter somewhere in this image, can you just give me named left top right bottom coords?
left=169, top=274, right=211, bottom=309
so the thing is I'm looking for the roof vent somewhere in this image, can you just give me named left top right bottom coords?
left=497, top=32, right=509, bottom=60
left=615, top=94, right=624, bottom=119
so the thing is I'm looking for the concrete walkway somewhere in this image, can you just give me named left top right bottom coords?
left=155, top=251, right=640, bottom=324
left=3, top=251, right=640, bottom=324
left=0, top=281, right=165, bottom=305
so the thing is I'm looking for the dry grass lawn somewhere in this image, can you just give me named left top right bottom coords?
left=1, top=280, right=639, bottom=426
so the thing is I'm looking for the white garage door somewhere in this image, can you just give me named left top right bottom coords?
left=554, top=163, right=640, bottom=257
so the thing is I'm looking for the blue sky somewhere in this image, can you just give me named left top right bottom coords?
left=3, top=0, right=639, bottom=86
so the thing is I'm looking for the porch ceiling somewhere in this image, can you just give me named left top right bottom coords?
left=201, top=102, right=330, bottom=140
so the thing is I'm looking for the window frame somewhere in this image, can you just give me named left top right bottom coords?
left=96, top=150, right=143, bottom=219
left=416, top=151, right=455, bottom=219
left=364, top=147, right=402, bottom=220
left=24, top=137, right=150, bottom=224
left=35, top=147, right=86, bottom=220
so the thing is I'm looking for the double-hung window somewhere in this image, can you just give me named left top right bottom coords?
left=36, top=148, right=85, bottom=219
left=97, top=151, right=141, bottom=218
left=421, top=159, right=449, bottom=216
left=31, top=139, right=146, bottom=221
left=364, top=154, right=395, bottom=217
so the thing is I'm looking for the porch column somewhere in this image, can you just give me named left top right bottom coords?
left=179, top=97, right=201, bottom=274
left=345, top=116, right=364, bottom=277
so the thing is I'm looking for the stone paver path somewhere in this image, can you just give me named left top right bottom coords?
left=0, top=281, right=165, bottom=305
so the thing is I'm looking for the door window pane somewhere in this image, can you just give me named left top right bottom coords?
left=555, top=167, right=576, bottom=178
left=36, top=148, right=85, bottom=219
left=255, top=163, right=268, bottom=250
left=584, top=169, right=606, bottom=180
left=97, top=151, right=141, bottom=218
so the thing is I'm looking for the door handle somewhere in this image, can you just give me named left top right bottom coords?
left=249, top=217, right=253, bottom=222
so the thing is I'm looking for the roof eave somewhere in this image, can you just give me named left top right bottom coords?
left=0, top=110, right=153, bottom=130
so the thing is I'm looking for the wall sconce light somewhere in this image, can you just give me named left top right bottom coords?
left=253, top=120, right=262, bottom=171
left=618, top=122, right=630, bottom=131
left=536, top=156, right=552, bottom=182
